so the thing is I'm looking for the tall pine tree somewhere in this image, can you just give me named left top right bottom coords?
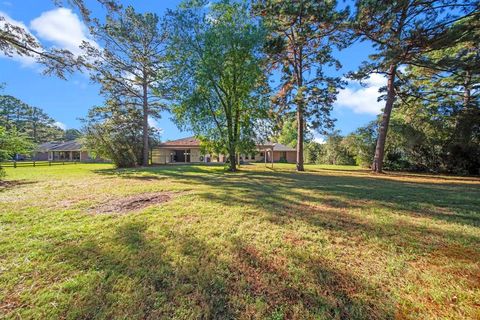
left=83, top=6, right=168, bottom=166
left=353, top=0, right=479, bottom=173
left=255, top=0, right=347, bottom=171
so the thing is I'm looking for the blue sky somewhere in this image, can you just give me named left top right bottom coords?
left=0, top=0, right=382, bottom=142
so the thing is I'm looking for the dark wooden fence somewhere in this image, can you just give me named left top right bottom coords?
left=0, top=161, right=78, bottom=168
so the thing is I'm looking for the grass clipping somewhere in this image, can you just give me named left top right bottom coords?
left=90, top=191, right=183, bottom=214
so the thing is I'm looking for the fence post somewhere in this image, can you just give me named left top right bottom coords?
left=14, top=161, right=16, bottom=168
left=33, top=161, right=36, bottom=167
left=49, top=161, right=51, bottom=166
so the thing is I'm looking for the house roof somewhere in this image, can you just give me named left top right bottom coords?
left=35, top=140, right=83, bottom=152
left=271, top=143, right=296, bottom=152
left=158, top=137, right=201, bottom=147
left=36, top=141, right=63, bottom=152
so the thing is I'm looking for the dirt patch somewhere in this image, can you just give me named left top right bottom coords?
left=0, top=179, right=36, bottom=191
left=90, top=191, right=185, bottom=214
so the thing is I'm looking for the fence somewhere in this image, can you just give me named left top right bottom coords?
left=0, top=161, right=78, bottom=168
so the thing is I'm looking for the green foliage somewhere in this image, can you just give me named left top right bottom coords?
left=275, top=118, right=297, bottom=148
left=64, top=129, right=82, bottom=141
left=0, top=94, right=64, bottom=143
left=0, top=126, right=33, bottom=177
left=83, top=5, right=168, bottom=166
left=303, top=132, right=355, bottom=166
left=393, top=16, right=480, bottom=174
left=166, top=0, right=269, bottom=171
left=257, top=0, right=347, bottom=170
left=319, top=132, right=355, bottom=166
left=343, top=122, right=377, bottom=168
left=83, top=99, right=160, bottom=168
left=304, top=141, right=323, bottom=164
left=352, top=0, right=479, bottom=172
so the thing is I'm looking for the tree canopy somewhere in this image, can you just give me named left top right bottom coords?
left=256, top=0, right=348, bottom=171
left=352, top=0, right=479, bottom=172
left=166, top=0, right=269, bottom=171
left=0, top=95, right=64, bottom=143
left=82, top=6, right=168, bottom=166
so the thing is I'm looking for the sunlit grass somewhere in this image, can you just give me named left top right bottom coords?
left=1, top=163, right=479, bottom=319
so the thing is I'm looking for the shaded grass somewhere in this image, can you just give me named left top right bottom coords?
left=1, top=163, right=479, bottom=319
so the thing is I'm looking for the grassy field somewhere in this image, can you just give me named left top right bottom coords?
left=1, top=163, right=479, bottom=319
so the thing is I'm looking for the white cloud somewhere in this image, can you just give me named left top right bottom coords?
left=0, top=11, right=38, bottom=66
left=1, top=8, right=98, bottom=70
left=148, top=117, right=163, bottom=133
left=30, top=8, right=97, bottom=56
left=335, top=73, right=387, bottom=115
left=54, top=121, right=66, bottom=130
left=312, top=135, right=325, bottom=144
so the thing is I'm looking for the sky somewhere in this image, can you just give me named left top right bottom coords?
left=0, top=0, right=383, bottom=142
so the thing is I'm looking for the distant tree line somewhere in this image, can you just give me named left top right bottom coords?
left=1, top=0, right=478, bottom=173
left=0, top=94, right=64, bottom=143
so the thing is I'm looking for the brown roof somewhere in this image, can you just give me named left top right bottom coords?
left=158, top=137, right=200, bottom=147
left=271, top=143, right=296, bottom=152
left=36, top=140, right=84, bottom=152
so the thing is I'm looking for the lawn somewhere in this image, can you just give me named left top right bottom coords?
left=1, top=163, right=479, bottom=319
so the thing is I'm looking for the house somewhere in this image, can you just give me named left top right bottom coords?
left=151, top=137, right=296, bottom=164
left=34, top=140, right=105, bottom=162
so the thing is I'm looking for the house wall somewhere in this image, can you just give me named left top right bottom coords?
left=272, top=151, right=296, bottom=163
left=240, top=152, right=260, bottom=162
left=34, top=152, right=49, bottom=161
left=152, top=147, right=296, bottom=164
left=152, top=147, right=205, bottom=164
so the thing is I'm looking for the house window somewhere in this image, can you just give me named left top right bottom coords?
left=251, top=153, right=255, bottom=160
left=260, top=152, right=264, bottom=157
left=245, top=154, right=249, bottom=160
left=281, top=151, right=287, bottom=159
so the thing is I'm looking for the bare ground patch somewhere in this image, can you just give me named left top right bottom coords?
left=89, top=191, right=187, bottom=214
left=0, top=179, right=36, bottom=192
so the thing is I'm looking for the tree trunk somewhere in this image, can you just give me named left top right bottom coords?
left=372, top=64, right=397, bottom=173
left=228, top=146, right=237, bottom=172
left=142, top=81, right=149, bottom=166
left=454, top=70, right=472, bottom=143
left=296, top=105, right=304, bottom=171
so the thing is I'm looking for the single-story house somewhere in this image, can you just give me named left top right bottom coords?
left=34, top=140, right=105, bottom=162
left=151, top=137, right=296, bottom=164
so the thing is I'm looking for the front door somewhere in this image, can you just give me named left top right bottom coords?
left=174, top=150, right=185, bottom=162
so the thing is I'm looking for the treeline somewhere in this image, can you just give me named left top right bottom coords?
left=1, top=0, right=478, bottom=173
left=306, top=109, right=479, bottom=175
left=0, top=94, right=64, bottom=143
left=0, top=94, right=82, bottom=143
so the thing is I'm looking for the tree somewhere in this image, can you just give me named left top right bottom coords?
left=0, top=95, right=64, bottom=143
left=82, top=6, right=168, bottom=166
left=319, top=131, right=355, bottom=165
left=0, top=126, right=33, bottom=177
left=166, top=0, right=269, bottom=172
left=397, top=16, right=480, bottom=173
left=64, top=129, right=82, bottom=141
left=352, top=0, right=479, bottom=173
left=275, top=117, right=298, bottom=147
left=0, top=0, right=119, bottom=78
left=343, top=122, right=377, bottom=168
left=304, top=140, right=322, bottom=163
left=256, top=0, right=347, bottom=171
left=83, top=98, right=160, bottom=168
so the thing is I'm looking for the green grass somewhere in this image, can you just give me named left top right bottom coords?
left=1, top=163, right=479, bottom=319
